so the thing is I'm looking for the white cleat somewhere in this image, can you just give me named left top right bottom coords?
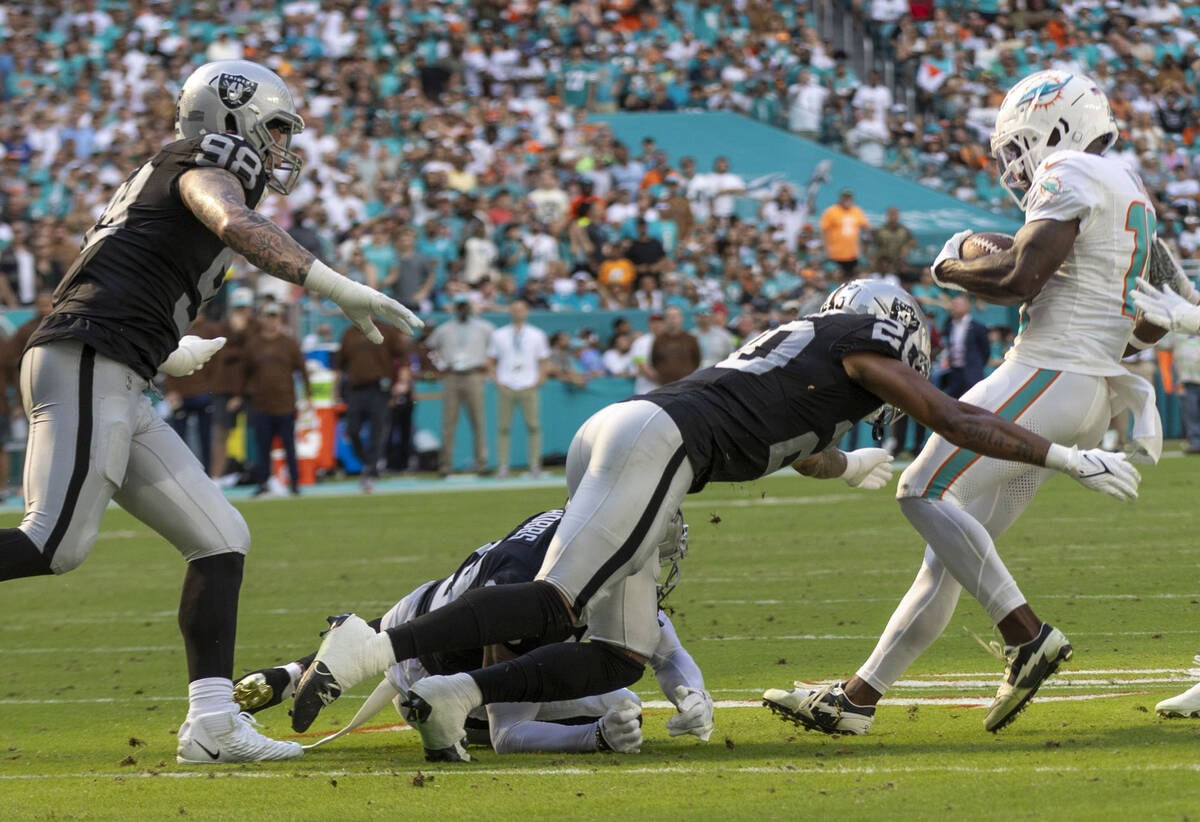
left=177, top=709, right=302, bottom=764
left=762, top=682, right=874, bottom=736
left=291, top=614, right=389, bottom=732
left=984, top=623, right=1073, bottom=732
left=400, top=673, right=483, bottom=763
left=1156, top=659, right=1200, bottom=717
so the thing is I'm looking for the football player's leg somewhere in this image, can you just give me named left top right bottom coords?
left=1, top=343, right=135, bottom=580
left=115, top=411, right=251, bottom=684
left=116, top=413, right=300, bottom=762
left=294, top=401, right=690, bottom=731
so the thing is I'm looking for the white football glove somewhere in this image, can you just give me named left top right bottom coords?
left=665, top=685, right=714, bottom=742
left=1131, top=277, right=1200, bottom=335
left=840, top=448, right=894, bottom=490
left=305, top=260, right=424, bottom=341
left=930, top=229, right=973, bottom=291
left=160, top=335, right=226, bottom=377
left=1046, top=444, right=1141, bottom=501
left=596, top=699, right=642, bottom=753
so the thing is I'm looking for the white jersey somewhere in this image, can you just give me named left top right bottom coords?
left=1007, top=150, right=1155, bottom=377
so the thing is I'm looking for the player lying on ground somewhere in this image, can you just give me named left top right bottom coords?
left=235, top=509, right=712, bottom=754
left=0, top=60, right=421, bottom=766
left=766, top=71, right=1169, bottom=737
left=291, top=279, right=1139, bottom=763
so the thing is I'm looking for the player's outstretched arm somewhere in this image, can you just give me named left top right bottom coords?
left=793, top=446, right=894, bottom=490
left=650, top=612, right=714, bottom=742
left=179, top=168, right=423, bottom=341
left=934, top=219, right=1077, bottom=305
left=843, top=351, right=1140, bottom=500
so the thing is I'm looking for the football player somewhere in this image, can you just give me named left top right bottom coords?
left=234, top=509, right=713, bottom=756
left=289, top=278, right=1138, bottom=762
left=0, top=61, right=421, bottom=764
left=766, top=71, right=1169, bottom=738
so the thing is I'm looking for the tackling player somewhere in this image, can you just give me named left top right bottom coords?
left=766, top=71, right=1167, bottom=738
left=291, top=278, right=1138, bottom=762
left=0, top=60, right=421, bottom=764
left=234, top=509, right=713, bottom=756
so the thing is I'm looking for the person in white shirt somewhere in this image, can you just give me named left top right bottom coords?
left=693, top=157, right=745, bottom=221
left=528, top=169, right=570, bottom=229
left=602, top=332, right=637, bottom=376
left=487, top=300, right=551, bottom=478
left=630, top=313, right=664, bottom=394
left=787, top=71, right=829, bottom=139
left=851, top=70, right=893, bottom=126
left=693, top=304, right=735, bottom=367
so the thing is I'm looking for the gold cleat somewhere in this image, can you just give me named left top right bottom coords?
left=233, top=672, right=276, bottom=713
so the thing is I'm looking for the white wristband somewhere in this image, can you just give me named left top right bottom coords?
left=1044, top=443, right=1073, bottom=472
left=1126, top=334, right=1155, bottom=351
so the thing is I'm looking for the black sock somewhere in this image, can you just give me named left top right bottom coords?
left=470, top=641, right=645, bottom=704
left=385, top=580, right=572, bottom=662
left=0, top=529, right=51, bottom=581
left=179, top=553, right=244, bottom=681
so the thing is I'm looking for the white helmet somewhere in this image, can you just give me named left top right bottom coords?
left=819, top=279, right=931, bottom=426
left=175, top=60, right=305, bottom=195
left=990, top=71, right=1117, bottom=211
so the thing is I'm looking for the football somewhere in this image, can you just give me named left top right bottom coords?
left=960, top=232, right=1016, bottom=260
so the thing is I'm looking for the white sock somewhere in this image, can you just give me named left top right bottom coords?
left=856, top=546, right=962, bottom=694
left=367, top=632, right=398, bottom=672
left=187, top=677, right=236, bottom=719
left=898, top=497, right=1026, bottom=623
left=282, top=662, right=305, bottom=697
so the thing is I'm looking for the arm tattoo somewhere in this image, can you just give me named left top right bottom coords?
left=958, top=419, right=1040, bottom=465
left=793, top=446, right=848, bottom=479
left=179, top=168, right=315, bottom=285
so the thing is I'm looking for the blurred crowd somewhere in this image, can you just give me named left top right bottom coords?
left=2, top=0, right=1200, bottom=489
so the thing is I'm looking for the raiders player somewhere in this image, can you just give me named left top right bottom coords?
left=293, top=280, right=1138, bottom=762
left=234, top=509, right=711, bottom=757
left=1, top=61, right=421, bottom=765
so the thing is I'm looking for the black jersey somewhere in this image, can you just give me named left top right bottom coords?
left=413, top=509, right=577, bottom=676
left=636, top=313, right=907, bottom=491
left=28, top=133, right=269, bottom=378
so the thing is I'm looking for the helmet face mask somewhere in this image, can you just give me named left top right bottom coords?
left=819, top=279, right=932, bottom=426
left=175, top=60, right=306, bottom=195
left=655, top=511, right=688, bottom=608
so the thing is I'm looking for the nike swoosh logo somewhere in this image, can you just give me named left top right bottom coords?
left=195, top=741, right=220, bottom=760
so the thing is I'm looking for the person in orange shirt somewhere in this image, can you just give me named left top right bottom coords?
left=820, top=189, right=872, bottom=278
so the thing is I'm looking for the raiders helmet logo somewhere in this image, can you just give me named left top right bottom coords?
left=214, top=73, right=258, bottom=110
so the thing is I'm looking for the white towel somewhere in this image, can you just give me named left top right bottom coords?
left=1106, top=370, right=1163, bottom=465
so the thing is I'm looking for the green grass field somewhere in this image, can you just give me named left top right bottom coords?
left=2, top=457, right=1200, bottom=821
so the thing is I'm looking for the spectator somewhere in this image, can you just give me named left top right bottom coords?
left=650, top=305, right=701, bottom=387
left=427, top=294, right=494, bottom=478
left=627, top=218, right=667, bottom=280
left=487, top=300, right=550, bottom=479
left=461, top=221, right=498, bottom=286
left=603, top=331, right=637, bottom=377
left=236, top=303, right=311, bottom=498
left=575, top=328, right=606, bottom=376
left=547, top=331, right=586, bottom=387
left=871, top=207, right=918, bottom=278
left=335, top=322, right=410, bottom=494
left=0, top=223, right=36, bottom=306
left=1172, top=333, right=1200, bottom=454
left=631, top=311, right=665, bottom=394
left=164, top=315, right=221, bottom=468
left=384, top=226, right=436, bottom=311
left=820, top=189, right=872, bottom=279
left=694, top=303, right=736, bottom=367
left=941, top=296, right=991, bottom=399
left=691, top=156, right=746, bottom=222
left=528, top=169, right=570, bottom=231
left=207, top=286, right=257, bottom=479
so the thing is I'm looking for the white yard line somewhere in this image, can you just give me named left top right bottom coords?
left=3, top=759, right=1199, bottom=781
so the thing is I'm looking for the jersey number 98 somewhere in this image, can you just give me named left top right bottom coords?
left=195, top=133, right=263, bottom=191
